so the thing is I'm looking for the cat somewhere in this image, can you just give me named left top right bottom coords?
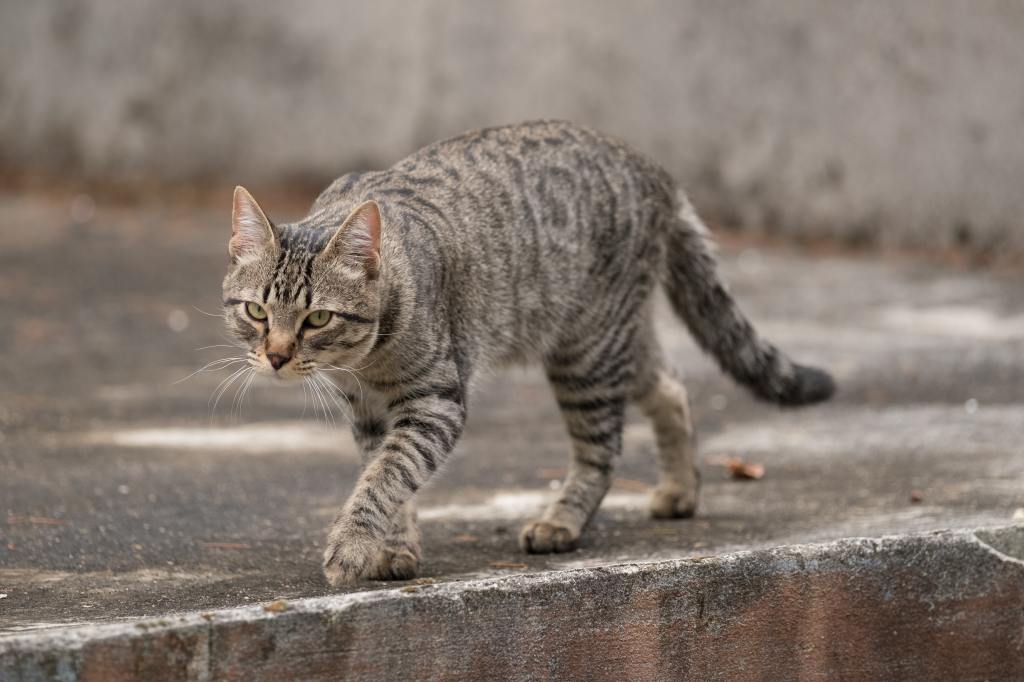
left=220, top=120, right=834, bottom=587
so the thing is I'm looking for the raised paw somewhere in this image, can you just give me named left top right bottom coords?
left=322, top=524, right=382, bottom=587
left=365, top=546, right=420, bottom=581
left=519, top=520, right=579, bottom=554
left=649, top=481, right=699, bottom=519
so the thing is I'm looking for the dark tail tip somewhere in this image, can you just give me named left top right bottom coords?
left=778, top=364, right=836, bottom=407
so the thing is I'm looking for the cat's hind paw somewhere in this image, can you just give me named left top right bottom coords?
left=519, top=520, right=579, bottom=553
left=649, top=482, right=699, bottom=519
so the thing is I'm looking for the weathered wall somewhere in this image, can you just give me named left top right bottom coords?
left=2, top=1, right=1023, bottom=254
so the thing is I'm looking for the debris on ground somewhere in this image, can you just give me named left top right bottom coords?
left=488, top=560, right=528, bottom=570
left=263, top=600, right=289, bottom=613
left=200, top=542, right=251, bottom=550
left=723, top=457, right=765, bottom=480
left=412, top=577, right=438, bottom=585
left=6, top=515, right=69, bottom=526
left=612, top=477, right=650, bottom=492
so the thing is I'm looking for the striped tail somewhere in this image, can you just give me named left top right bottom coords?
left=661, top=193, right=835, bottom=406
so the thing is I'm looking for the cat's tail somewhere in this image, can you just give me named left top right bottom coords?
left=660, top=192, right=835, bottom=406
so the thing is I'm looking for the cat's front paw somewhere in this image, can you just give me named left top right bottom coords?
left=519, top=520, right=579, bottom=553
left=322, top=524, right=381, bottom=587
left=365, top=546, right=420, bottom=581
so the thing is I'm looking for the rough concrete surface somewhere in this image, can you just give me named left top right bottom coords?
left=3, top=2, right=1024, bottom=254
left=3, top=527, right=1023, bottom=681
left=1, top=194, right=1023, bottom=678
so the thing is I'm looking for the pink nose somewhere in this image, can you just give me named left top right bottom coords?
left=267, top=351, right=291, bottom=370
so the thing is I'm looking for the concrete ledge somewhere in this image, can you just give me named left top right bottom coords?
left=4, top=525, right=1022, bottom=681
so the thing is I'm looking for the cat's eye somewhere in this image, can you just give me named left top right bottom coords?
left=245, top=302, right=268, bottom=321
left=305, top=310, right=332, bottom=328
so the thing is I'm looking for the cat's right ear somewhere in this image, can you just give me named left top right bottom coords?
left=229, top=186, right=276, bottom=261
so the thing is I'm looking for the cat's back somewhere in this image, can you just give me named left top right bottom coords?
left=313, top=120, right=668, bottom=212
left=401, top=120, right=655, bottom=178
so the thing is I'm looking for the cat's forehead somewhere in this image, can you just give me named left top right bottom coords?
left=277, top=222, right=333, bottom=253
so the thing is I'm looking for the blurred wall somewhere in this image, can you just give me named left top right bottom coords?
left=2, top=1, right=1023, bottom=254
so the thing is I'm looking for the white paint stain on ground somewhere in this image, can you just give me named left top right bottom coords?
left=702, top=404, right=1024, bottom=461
left=419, top=490, right=649, bottom=522
left=877, top=305, right=1024, bottom=340
left=83, top=421, right=355, bottom=455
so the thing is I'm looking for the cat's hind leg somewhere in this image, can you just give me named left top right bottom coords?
left=520, top=330, right=633, bottom=553
left=632, top=336, right=700, bottom=519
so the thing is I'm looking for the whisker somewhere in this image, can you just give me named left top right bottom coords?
left=210, top=366, right=250, bottom=415
left=174, top=357, right=247, bottom=385
left=319, top=363, right=366, bottom=402
left=230, top=368, right=254, bottom=419
left=301, top=378, right=310, bottom=419
left=311, top=377, right=335, bottom=428
left=322, top=356, right=378, bottom=373
left=316, top=371, right=355, bottom=414
left=306, top=375, right=327, bottom=426
left=192, top=305, right=226, bottom=318
left=240, top=370, right=256, bottom=416
left=314, top=372, right=353, bottom=428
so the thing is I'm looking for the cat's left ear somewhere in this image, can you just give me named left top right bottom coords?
left=322, top=200, right=381, bottom=279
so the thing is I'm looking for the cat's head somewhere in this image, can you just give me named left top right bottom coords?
left=221, top=186, right=383, bottom=380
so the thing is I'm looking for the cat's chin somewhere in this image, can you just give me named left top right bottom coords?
left=254, top=367, right=304, bottom=383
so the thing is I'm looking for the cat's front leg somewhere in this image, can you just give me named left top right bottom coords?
left=348, top=408, right=421, bottom=579
left=364, top=500, right=421, bottom=580
left=323, top=389, right=466, bottom=586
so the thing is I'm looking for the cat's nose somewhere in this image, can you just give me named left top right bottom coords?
left=266, top=351, right=292, bottom=370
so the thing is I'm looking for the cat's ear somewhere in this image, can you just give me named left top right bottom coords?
left=229, top=186, right=277, bottom=260
left=322, top=200, right=382, bottom=279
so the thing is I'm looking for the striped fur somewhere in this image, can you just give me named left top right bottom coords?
left=220, top=121, right=835, bottom=586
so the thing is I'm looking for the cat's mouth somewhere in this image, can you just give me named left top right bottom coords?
left=250, top=354, right=312, bottom=381
left=266, top=365, right=308, bottom=382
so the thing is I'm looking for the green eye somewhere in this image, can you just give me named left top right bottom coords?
left=245, top=302, right=267, bottom=321
left=306, top=310, right=332, bottom=328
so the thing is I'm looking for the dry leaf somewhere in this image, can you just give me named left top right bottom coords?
left=453, top=533, right=477, bottom=543
left=909, top=490, right=923, bottom=504
left=723, top=457, right=764, bottom=480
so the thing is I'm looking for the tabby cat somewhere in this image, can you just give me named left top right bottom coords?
left=221, top=121, right=834, bottom=586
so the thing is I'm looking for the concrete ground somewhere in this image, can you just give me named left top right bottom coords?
left=1, top=193, right=1023, bottom=635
